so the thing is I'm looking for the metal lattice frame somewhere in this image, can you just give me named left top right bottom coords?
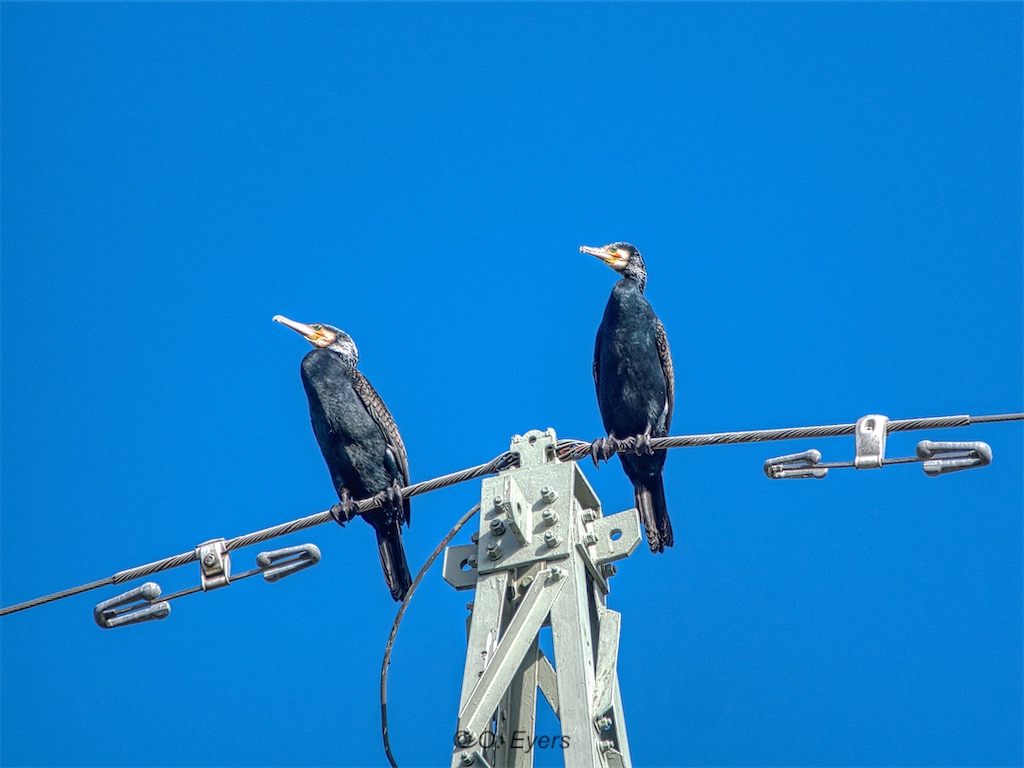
left=444, top=429, right=639, bottom=768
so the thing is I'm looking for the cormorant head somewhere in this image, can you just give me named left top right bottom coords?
left=580, top=242, right=647, bottom=292
left=273, top=315, right=359, bottom=365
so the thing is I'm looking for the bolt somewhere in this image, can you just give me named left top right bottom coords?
left=599, top=739, right=616, bottom=753
left=540, top=486, right=558, bottom=504
left=584, top=532, right=599, bottom=546
left=486, top=542, right=503, bottom=560
left=456, top=729, right=475, bottom=748
left=543, top=530, right=560, bottom=549
left=596, top=716, right=612, bottom=731
left=541, top=508, right=559, bottom=526
left=466, top=601, right=475, bottom=612
left=518, top=575, right=534, bottom=593
left=460, top=751, right=474, bottom=766
left=489, top=518, right=506, bottom=535
left=493, top=494, right=504, bottom=509
left=549, top=567, right=564, bottom=581
left=203, top=554, right=217, bottom=567
left=601, top=563, right=618, bottom=578
left=581, top=509, right=597, bottom=524
left=470, top=531, right=480, bottom=543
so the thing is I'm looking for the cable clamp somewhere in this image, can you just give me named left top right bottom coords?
left=197, top=538, right=231, bottom=591
left=256, top=543, right=322, bottom=582
left=854, top=414, right=888, bottom=469
left=916, top=440, right=992, bottom=476
left=93, top=582, right=170, bottom=629
left=763, top=449, right=827, bottom=479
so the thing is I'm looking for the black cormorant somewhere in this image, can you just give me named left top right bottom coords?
left=581, top=242, right=675, bottom=553
left=274, top=315, right=413, bottom=601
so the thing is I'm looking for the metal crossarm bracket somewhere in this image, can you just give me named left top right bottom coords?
left=576, top=508, right=641, bottom=596
left=589, top=509, right=641, bottom=566
left=444, top=544, right=480, bottom=591
left=93, top=582, right=170, bottom=629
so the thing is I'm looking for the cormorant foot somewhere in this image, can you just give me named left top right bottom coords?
left=633, top=432, right=654, bottom=455
left=590, top=436, right=619, bottom=467
left=370, top=489, right=389, bottom=514
left=331, top=498, right=359, bottom=527
left=386, top=481, right=404, bottom=510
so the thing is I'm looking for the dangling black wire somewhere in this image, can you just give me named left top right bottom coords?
left=380, top=503, right=481, bottom=768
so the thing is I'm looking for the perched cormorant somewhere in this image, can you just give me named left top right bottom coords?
left=581, top=242, right=675, bottom=553
left=274, top=315, right=413, bottom=601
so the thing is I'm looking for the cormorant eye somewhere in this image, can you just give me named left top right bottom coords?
left=313, top=324, right=323, bottom=331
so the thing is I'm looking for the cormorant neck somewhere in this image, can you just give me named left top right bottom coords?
left=621, top=272, right=646, bottom=293
left=326, top=336, right=359, bottom=367
left=307, top=345, right=358, bottom=371
left=622, top=257, right=647, bottom=293
left=330, top=350, right=358, bottom=369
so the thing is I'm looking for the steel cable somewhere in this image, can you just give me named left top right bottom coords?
left=2, top=410, right=1019, bottom=617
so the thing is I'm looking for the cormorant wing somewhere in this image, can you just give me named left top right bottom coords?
left=350, top=370, right=411, bottom=525
left=655, top=318, right=675, bottom=432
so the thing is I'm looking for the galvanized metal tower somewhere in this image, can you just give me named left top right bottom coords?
left=443, top=429, right=640, bottom=768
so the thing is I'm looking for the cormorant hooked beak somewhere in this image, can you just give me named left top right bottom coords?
left=273, top=315, right=336, bottom=348
left=580, top=243, right=631, bottom=273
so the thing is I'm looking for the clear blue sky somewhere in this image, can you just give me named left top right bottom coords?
left=2, top=4, right=1021, bottom=767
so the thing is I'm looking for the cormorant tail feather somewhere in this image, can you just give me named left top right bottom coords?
left=376, top=526, right=413, bottom=602
left=636, top=479, right=673, bottom=554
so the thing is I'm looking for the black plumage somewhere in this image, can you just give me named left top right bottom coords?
left=274, top=315, right=413, bottom=601
left=581, top=242, right=675, bottom=553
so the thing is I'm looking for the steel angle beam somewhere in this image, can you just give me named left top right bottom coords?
left=592, top=606, right=621, bottom=718
left=536, top=647, right=559, bottom=717
left=456, top=567, right=567, bottom=744
left=495, top=636, right=541, bottom=768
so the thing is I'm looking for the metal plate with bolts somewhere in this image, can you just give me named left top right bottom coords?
left=476, top=431, right=602, bottom=575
